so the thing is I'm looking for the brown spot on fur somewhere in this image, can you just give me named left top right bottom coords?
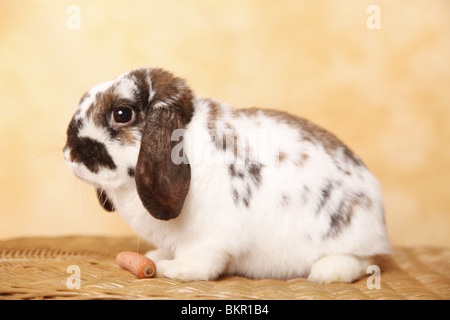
left=228, top=164, right=237, bottom=176
left=232, top=188, right=239, bottom=205
left=210, top=131, right=227, bottom=152
left=229, top=131, right=239, bottom=158
left=343, top=147, right=364, bottom=167
left=228, top=164, right=245, bottom=179
left=235, top=107, right=262, bottom=118
left=316, top=181, right=333, bottom=215
left=295, top=153, right=310, bottom=167
left=66, top=117, right=83, bottom=137
left=247, top=162, right=263, bottom=186
left=79, top=91, right=91, bottom=105
left=209, top=104, right=262, bottom=164
left=229, top=162, right=263, bottom=209
left=208, top=102, right=240, bottom=159
left=237, top=107, right=365, bottom=168
left=124, top=68, right=151, bottom=101
left=93, top=87, right=123, bottom=123
left=207, top=100, right=222, bottom=131
left=149, top=68, right=194, bottom=126
left=335, top=161, right=352, bottom=175
left=278, top=151, right=287, bottom=163
left=85, top=102, right=95, bottom=120
left=231, top=183, right=254, bottom=208
left=326, top=202, right=352, bottom=238
left=68, top=136, right=116, bottom=173
left=324, top=193, right=371, bottom=239
left=118, top=127, right=137, bottom=145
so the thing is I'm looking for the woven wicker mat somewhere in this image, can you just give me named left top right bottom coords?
left=0, top=236, right=448, bottom=300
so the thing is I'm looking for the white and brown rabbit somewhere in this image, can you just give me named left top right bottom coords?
left=64, top=68, right=390, bottom=283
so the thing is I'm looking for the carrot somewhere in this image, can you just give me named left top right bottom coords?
left=116, top=251, right=156, bottom=279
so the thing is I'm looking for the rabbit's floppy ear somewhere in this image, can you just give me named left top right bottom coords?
left=135, top=69, right=193, bottom=220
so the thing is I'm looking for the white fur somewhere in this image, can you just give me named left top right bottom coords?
left=307, top=254, right=372, bottom=284
left=65, top=69, right=391, bottom=283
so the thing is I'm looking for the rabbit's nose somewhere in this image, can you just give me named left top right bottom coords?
left=63, top=146, right=77, bottom=162
left=70, top=151, right=78, bottom=162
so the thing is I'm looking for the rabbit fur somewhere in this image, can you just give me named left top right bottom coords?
left=64, top=67, right=390, bottom=283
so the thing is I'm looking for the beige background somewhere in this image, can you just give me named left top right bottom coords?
left=0, top=0, right=449, bottom=248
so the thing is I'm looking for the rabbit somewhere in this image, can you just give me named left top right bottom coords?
left=63, top=67, right=390, bottom=283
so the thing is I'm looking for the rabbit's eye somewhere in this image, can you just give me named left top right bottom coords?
left=112, top=107, right=135, bottom=126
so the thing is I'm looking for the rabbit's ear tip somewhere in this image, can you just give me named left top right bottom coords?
left=136, top=160, right=191, bottom=221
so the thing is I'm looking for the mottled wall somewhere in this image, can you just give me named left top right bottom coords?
left=1, top=0, right=449, bottom=247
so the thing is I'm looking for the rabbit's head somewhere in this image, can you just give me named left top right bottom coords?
left=63, top=68, right=193, bottom=220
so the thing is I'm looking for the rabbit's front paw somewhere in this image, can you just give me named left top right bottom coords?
left=144, top=248, right=173, bottom=263
left=156, top=257, right=219, bottom=282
